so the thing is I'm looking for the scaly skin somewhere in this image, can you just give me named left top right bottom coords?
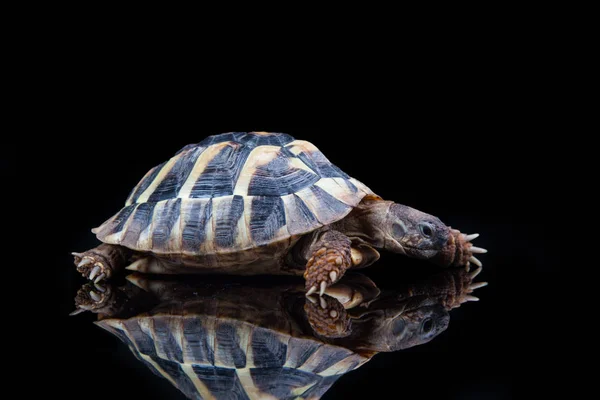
left=72, top=244, right=131, bottom=282
left=304, top=230, right=353, bottom=296
left=304, top=198, right=488, bottom=296
left=304, top=294, right=352, bottom=338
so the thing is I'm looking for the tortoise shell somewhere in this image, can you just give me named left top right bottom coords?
left=93, top=132, right=372, bottom=257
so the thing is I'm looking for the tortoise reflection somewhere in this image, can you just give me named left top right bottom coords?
left=74, top=267, right=486, bottom=400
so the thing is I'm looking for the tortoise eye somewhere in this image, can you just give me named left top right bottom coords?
left=419, top=223, right=434, bottom=238
left=421, top=318, right=434, bottom=333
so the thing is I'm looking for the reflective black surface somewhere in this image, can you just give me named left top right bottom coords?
left=69, top=268, right=485, bottom=399
left=25, top=127, right=551, bottom=399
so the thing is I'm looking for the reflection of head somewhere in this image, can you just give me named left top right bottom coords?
left=345, top=299, right=450, bottom=352
left=334, top=266, right=488, bottom=353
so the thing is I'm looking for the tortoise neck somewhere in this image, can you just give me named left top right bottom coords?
left=333, top=198, right=393, bottom=248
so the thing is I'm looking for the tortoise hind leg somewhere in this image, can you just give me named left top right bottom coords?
left=304, top=229, right=352, bottom=296
left=72, top=244, right=131, bottom=282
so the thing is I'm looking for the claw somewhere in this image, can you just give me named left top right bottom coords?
left=306, top=295, right=317, bottom=304
left=94, top=273, right=106, bottom=284
left=306, top=286, right=317, bottom=296
left=320, top=281, right=327, bottom=297
left=89, top=266, right=101, bottom=281
left=469, top=256, right=483, bottom=267
left=320, top=296, right=327, bottom=309
left=69, top=308, right=86, bottom=316
left=71, top=252, right=84, bottom=258
left=470, top=266, right=483, bottom=279
left=330, top=271, right=337, bottom=283
left=78, top=258, right=93, bottom=268
left=470, top=246, right=487, bottom=254
left=89, top=291, right=102, bottom=302
left=330, top=310, right=338, bottom=318
left=464, top=233, right=480, bottom=241
left=464, top=295, right=479, bottom=302
left=470, top=282, right=488, bottom=290
left=93, top=283, right=106, bottom=293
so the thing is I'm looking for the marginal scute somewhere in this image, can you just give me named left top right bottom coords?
left=284, top=338, right=323, bottom=369
left=151, top=199, right=182, bottom=252
left=306, top=345, right=357, bottom=375
left=180, top=199, right=212, bottom=254
left=182, top=317, right=215, bottom=365
left=94, top=132, right=374, bottom=257
left=251, top=328, right=288, bottom=368
left=213, top=195, right=245, bottom=248
left=122, top=202, right=157, bottom=249
left=150, top=356, right=199, bottom=397
left=192, top=365, right=250, bottom=399
left=153, top=317, right=184, bottom=363
left=215, top=322, right=247, bottom=368
left=249, top=196, right=287, bottom=246
left=250, top=367, right=321, bottom=399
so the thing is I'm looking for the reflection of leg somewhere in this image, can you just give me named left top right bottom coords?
left=73, top=244, right=131, bottom=282
left=443, top=266, right=488, bottom=309
left=304, top=294, right=351, bottom=338
left=304, top=230, right=352, bottom=296
left=396, top=265, right=488, bottom=309
left=72, top=281, right=124, bottom=316
left=323, top=273, right=381, bottom=309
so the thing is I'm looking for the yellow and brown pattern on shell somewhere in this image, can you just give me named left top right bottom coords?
left=93, top=132, right=373, bottom=257
left=98, top=313, right=367, bottom=400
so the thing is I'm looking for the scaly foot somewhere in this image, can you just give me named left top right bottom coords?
left=304, top=230, right=352, bottom=296
left=72, top=244, right=130, bottom=282
left=73, top=252, right=111, bottom=283
left=304, top=242, right=352, bottom=296
left=443, top=265, right=488, bottom=309
left=305, top=294, right=351, bottom=338
left=71, top=282, right=112, bottom=315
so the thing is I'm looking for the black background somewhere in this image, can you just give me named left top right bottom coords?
left=8, top=61, right=556, bottom=399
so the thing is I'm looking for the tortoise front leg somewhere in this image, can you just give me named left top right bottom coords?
left=72, top=244, right=131, bottom=282
left=304, top=230, right=352, bottom=296
left=305, top=293, right=352, bottom=338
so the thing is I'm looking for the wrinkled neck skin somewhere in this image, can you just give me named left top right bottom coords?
left=333, top=199, right=406, bottom=254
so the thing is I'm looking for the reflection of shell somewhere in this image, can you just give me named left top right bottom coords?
left=85, top=267, right=484, bottom=399
left=92, top=132, right=372, bottom=270
left=98, top=314, right=368, bottom=400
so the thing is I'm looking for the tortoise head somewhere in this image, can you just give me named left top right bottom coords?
left=385, top=203, right=486, bottom=267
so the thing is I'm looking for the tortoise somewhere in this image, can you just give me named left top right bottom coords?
left=75, top=267, right=487, bottom=400
left=73, top=131, right=487, bottom=295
